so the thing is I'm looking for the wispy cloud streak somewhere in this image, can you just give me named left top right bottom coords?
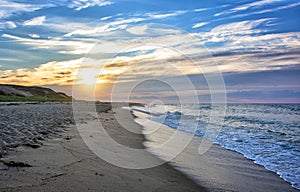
left=68, top=0, right=112, bottom=11
left=23, top=16, right=46, bottom=26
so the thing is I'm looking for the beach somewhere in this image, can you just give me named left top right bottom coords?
left=0, top=103, right=297, bottom=191
left=0, top=103, right=205, bottom=192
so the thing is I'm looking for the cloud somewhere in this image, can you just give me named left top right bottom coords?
left=192, top=22, right=208, bottom=29
left=0, top=21, right=16, bottom=29
left=223, top=2, right=300, bottom=20
left=211, top=18, right=271, bottom=35
left=146, top=10, right=187, bottom=19
left=215, top=1, right=300, bottom=18
left=1, top=21, right=299, bottom=91
left=28, top=34, right=40, bottom=38
left=0, top=0, right=53, bottom=19
left=214, top=0, right=282, bottom=17
left=187, top=17, right=300, bottom=73
left=63, top=17, right=148, bottom=37
left=67, top=22, right=300, bottom=77
left=43, top=18, right=100, bottom=35
left=62, top=10, right=187, bottom=37
left=0, top=58, right=21, bottom=62
left=2, top=33, right=94, bottom=55
left=23, top=16, right=46, bottom=26
left=100, top=16, right=112, bottom=21
left=193, top=19, right=275, bottom=44
left=64, top=24, right=128, bottom=37
left=194, top=8, right=208, bottom=12
left=110, top=17, right=146, bottom=25
left=0, top=0, right=298, bottom=103
left=232, top=0, right=282, bottom=11
left=0, top=58, right=82, bottom=86
left=68, top=0, right=112, bottom=11
left=247, top=2, right=300, bottom=15
left=48, top=10, right=188, bottom=38
left=126, top=25, right=148, bottom=35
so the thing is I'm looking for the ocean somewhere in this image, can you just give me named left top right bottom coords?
left=146, top=104, right=300, bottom=190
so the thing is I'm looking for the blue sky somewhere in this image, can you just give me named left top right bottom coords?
left=0, top=0, right=299, bottom=103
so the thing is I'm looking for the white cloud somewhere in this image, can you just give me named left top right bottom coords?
left=44, top=19, right=97, bottom=34
left=23, top=16, right=46, bottom=26
left=2, top=33, right=94, bottom=54
left=194, top=8, right=208, bottom=12
left=231, top=33, right=300, bottom=49
left=126, top=25, right=148, bottom=35
left=218, top=2, right=300, bottom=20
left=0, top=58, right=21, bottom=62
left=210, top=19, right=272, bottom=37
left=232, top=0, right=282, bottom=11
left=111, top=17, right=145, bottom=25
left=100, top=16, right=112, bottom=21
left=63, top=17, right=146, bottom=37
left=64, top=24, right=127, bottom=37
left=68, top=0, right=112, bottom=11
left=190, top=20, right=300, bottom=71
left=45, top=10, right=188, bottom=37
left=0, top=0, right=53, bottom=19
left=65, top=10, right=186, bottom=37
left=214, top=0, right=283, bottom=17
left=0, top=21, right=16, bottom=29
left=192, top=22, right=208, bottom=29
left=247, top=2, right=300, bottom=15
left=28, top=34, right=40, bottom=38
left=215, top=0, right=300, bottom=19
left=187, top=19, right=300, bottom=73
left=6, top=21, right=16, bottom=28
left=214, top=10, right=235, bottom=17
left=147, top=10, right=187, bottom=19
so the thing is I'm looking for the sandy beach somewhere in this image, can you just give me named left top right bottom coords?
left=0, top=103, right=297, bottom=191
left=0, top=103, right=205, bottom=192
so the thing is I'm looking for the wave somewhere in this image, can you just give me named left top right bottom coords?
left=147, top=104, right=300, bottom=190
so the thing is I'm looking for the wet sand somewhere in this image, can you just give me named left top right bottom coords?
left=134, top=110, right=298, bottom=192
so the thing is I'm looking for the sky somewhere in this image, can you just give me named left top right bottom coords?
left=0, top=0, right=299, bottom=103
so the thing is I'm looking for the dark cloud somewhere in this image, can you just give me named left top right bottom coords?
left=56, top=71, right=72, bottom=75
left=104, top=62, right=129, bottom=69
left=222, top=68, right=300, bottom=86
left=16, top=75, right=28, bottom=78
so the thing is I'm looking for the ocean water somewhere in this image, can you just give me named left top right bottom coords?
left=147, top=104, right=300, bottom=190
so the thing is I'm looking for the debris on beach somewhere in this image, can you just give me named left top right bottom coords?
left=0, top=160, right=32, bottom=167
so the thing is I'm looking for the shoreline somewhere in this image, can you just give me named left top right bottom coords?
left=133, top=110, right=298, bottom=192
left=0, top=104, right=206, bottom=192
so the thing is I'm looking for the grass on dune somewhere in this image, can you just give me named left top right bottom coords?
left=0, top=95, right=72, bottom=102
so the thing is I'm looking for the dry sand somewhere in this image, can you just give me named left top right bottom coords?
left=0, top=107, right=206, bottom=192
